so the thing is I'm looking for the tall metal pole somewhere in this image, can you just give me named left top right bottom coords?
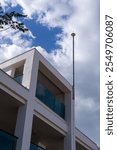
left=71, top=33, right=76, bottom=100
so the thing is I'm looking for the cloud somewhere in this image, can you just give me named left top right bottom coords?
left=0, top=27, right=34, bottom=61
left=0, top=0, right=100, bottom=145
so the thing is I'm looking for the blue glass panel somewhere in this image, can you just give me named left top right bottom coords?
left=30, top=143, right=45, bottom=150
left=45, top=89, right=55, bottom=110
left=60, top=102, right=65, bottom=119
left=36, top=82, right=65, bottom=119
left=14, top=75, right=23, bottom=84
left=54, top=98, right=65, bottom=119
left=0, top=130, right=17, bottom=150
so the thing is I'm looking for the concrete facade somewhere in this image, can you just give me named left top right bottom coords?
left=0, top=49, right=99, bottom=150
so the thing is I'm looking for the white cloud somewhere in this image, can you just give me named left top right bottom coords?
left=0, top=27, right=33, bottom=61
left=1, top=44, right=25, bottom=59
left=75, top=96, right=99, bottom=113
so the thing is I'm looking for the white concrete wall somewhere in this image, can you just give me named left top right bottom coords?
left=0, top=49, right=98, bottom=150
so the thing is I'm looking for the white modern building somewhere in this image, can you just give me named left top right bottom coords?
left=0, top=49, right=99, bottom=150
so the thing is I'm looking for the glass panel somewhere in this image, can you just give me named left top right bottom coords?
left=14, top=75, right=23, bottom=84
left=54, top=98, right=65, bottom=119
left=30, top=143, right=45, bottom=150
left=0, top=130, right=17, bottom=150
left=36, top=82, right=65, bottom=119
left=45, top=89, right=55, bottom=110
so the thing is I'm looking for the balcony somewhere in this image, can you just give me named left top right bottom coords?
left=30, top=143, right=45, bottom=150
left=13, top=74, right=23, bottom=84
left=0, top=130, right=17, bottom=150
left=36, top=82, right=65, bottom=119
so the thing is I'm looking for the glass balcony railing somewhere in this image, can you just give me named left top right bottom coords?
left=30, top=143, right=45, bottom=150
left=36, top=82, right=65, bottom=119
left=0, top=130, right=17, bottom=150
left=13, top=74, right=23, bottom=84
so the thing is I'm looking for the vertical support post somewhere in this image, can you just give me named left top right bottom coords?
left=64, top=93, right=75, bottom=150
left=71, top=33, right=76, bottom=100
left=71, top=33, right=76, bottom=150
left=15, top=101, right=33, bottom=150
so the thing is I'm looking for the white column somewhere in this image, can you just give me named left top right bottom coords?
left=28, top=50, right=40, bottom=96
left=64, top=92, right=75, bottom=150
left=15, top=98, right=33, bottom=150
left=22, top=50, right=39, bottom=92
left=21, top=52, right=34, bottom=89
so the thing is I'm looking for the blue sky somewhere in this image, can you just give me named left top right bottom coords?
left=6, top=4, right=63, bottom=52
left=0, top=0, right=100, bottom=145
left=25, top=21, right=62, bottom=51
